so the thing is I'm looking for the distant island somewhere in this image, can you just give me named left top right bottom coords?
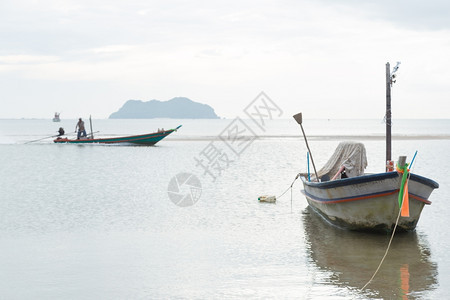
left=109, top=97, right=220, bottom=119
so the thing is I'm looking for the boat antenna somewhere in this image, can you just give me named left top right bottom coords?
left=293, top=113, right=319, bottom=182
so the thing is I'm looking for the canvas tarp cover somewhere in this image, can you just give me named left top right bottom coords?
left=308, top=141, right=368, bottom=180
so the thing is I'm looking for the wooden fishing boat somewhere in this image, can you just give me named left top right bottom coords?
left=294, top=63, right=439, bottom=232
left=54, top=125, right=181, bottom=145
left=301, top=165, right=439, bottom=232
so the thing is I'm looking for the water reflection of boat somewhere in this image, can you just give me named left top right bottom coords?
left=302, top=206, right=438, bottom=299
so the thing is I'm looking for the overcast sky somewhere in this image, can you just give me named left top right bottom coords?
left=1, top=0, right=449, bottom=119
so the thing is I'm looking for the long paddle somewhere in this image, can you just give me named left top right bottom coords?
left=25, top=130, right=85, bottom=144
left=25, top=133, right=61, bottom=144
left=293, top=113, right=319, bottom=182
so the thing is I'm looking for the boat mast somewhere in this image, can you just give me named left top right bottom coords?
left=89, top=115, right=94, bottom=139
left=385, top=61, right=400, bottom=171
left=385, top=62, right=392, bottom=171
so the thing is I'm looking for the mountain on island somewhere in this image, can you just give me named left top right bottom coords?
left=109, top=97, right=219, bottom=119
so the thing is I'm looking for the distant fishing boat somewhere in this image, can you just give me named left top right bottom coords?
left=294, top=62, right=439, bottom=232
left=54, top=125, right=181, bottom=145
left=53, top=112, right=61, bottom=122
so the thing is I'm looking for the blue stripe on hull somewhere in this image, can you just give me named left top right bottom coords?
left=303, top=172, right=439, bottom=190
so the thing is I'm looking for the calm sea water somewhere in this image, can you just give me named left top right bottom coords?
left=0, top=118, right=449, bottom=299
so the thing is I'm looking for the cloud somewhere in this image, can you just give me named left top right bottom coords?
left=314, top=0, right=450, bottom=30
left=0, top=54, right=60, bottom=64
left=1, top=0, right=449, bottom=119
left=85, top=45, right=138, bottom=55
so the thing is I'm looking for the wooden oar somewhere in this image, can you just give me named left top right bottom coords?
left=293, top=112, right=319, bottom=182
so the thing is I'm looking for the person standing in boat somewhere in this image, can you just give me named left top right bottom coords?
left=75, top=118, right=87, bottom=139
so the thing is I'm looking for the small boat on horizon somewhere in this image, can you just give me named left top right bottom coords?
left=54, top=125, right=181, bottom=145
left=53, top=112, right=61, bottom=122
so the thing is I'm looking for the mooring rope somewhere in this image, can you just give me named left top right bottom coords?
left=360, top=199, right=403, bottom=291
left=276, top=173, right=301, bottom=213
left=360, top=160, right=415, bottom=292
left=277, top=173, right=300, bottom=199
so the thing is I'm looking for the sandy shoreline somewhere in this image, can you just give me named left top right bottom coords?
left=165, top=135, right=450, bottom=141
